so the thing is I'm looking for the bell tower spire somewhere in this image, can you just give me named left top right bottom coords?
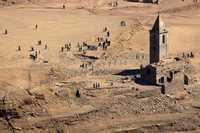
left=149, top=13, right=168, bottom=64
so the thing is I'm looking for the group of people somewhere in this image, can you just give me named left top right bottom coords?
left=14, top=23, right=114, bottom=64
left=77, top=42, right=89, bottom=53
left=93, top=82, right=101, bottom=89
left=61, top=42, right=72, bottom=52
left=17, top=40, right=48, bottom=61
left=80, top=62, right=88, bottom=69
left=182, top=52, right=194, bottom=59
left=97, top=27, right=112, bottom=51
left=80, top=62, right=94, bottom=71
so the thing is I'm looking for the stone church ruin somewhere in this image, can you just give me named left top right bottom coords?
left=140, top=14, right=195, bottom=86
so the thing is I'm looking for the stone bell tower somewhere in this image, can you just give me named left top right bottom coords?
left=149, top=13, right=168, bottom=64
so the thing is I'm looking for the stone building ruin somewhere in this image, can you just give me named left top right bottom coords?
left=140, top=14, right=195, bottom=86
left=141, top=58, right=187, bottom=85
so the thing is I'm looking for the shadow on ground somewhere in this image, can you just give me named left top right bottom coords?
left=114, top=69, right=140, bottom=76
left=114, top=69, right=156, bottom=86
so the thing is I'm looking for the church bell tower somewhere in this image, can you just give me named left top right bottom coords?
left=149, top=13, right=168, bottom=64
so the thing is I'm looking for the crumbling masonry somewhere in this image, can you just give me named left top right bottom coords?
left=140, top=14, right=194, bottom=86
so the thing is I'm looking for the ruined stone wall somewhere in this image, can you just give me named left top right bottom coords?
left=141, top=65, right=157, bottom=85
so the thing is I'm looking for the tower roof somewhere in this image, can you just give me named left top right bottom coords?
left=151, top=13, right=166, bottom=32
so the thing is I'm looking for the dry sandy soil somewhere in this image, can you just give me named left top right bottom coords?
left=0, top=0, right=200, bottom=133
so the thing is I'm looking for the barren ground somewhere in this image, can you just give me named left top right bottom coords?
left=0, top=0, right=200, bottom=133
